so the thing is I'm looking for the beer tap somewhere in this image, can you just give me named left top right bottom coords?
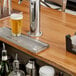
left=3, top=0, right=12, bottom=15
left=0, top=0, right=2, bottom=17
left=18, top=0, right=42, bottom=37
left=0, top=0, right=12, bottom=17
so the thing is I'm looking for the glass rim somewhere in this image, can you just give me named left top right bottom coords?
left=10, top=13, right=23, bottom=20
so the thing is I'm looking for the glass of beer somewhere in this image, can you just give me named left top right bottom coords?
left=10, top=13, right=23, bottom=36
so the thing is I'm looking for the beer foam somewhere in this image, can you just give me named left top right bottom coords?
left=10, top=13, right=23, bottom=20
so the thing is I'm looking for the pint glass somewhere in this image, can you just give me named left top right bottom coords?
left=10, top=13, right=23, bottom=36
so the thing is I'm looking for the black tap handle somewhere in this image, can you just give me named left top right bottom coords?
left=65, top=34, right=72, bottom=51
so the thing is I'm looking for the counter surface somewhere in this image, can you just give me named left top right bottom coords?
left=0, top=0, right=76, bottom=75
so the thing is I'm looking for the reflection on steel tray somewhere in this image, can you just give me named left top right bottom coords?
left=0, top=27, right=49, bottom=53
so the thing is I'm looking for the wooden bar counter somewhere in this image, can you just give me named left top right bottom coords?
left=0, top=0, right=76, bottom=76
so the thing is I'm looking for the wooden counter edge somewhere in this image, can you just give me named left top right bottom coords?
left=0, top=36, right=75, bottom=76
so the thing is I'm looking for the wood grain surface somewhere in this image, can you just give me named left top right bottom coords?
left=0, top=0, right=76, bottom=75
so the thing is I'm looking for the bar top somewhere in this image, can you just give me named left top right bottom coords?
left=0, top=0, right=76, bottom=75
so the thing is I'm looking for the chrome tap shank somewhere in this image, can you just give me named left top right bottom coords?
left=0, top=0, right=12, bottom=17
left=0, top=0, right=2, bottom=17
left=3, top=0, right=11, bottom=15
left=19, top=0, right=42, bottom=37
left=28, top=0, right=42, bottom=36
left=8, top=0, right=11, bottom=15
left=0, top=6, right=1, bottom=17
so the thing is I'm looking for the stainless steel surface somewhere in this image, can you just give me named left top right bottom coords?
left=3, top=0, right=11, bottom=16
left=29, top=0, right=42, bottom=37
left=8, top=0, right=11, bottom=15
left=0, top=0, right=2, bottom=17
left=0, top=3, right=1, bottom=17
left=19, top=0, right=42, bottom=37
left=0, top=27, right=49, bottom=53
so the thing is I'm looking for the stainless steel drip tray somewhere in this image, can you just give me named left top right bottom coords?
left=0, top=27, right=49, bottom=53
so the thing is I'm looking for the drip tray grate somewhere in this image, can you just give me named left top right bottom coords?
left=0, top=27, right=49, bottom=53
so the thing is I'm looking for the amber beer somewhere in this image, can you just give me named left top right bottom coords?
left=10, top=13, right=23, bottom=36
